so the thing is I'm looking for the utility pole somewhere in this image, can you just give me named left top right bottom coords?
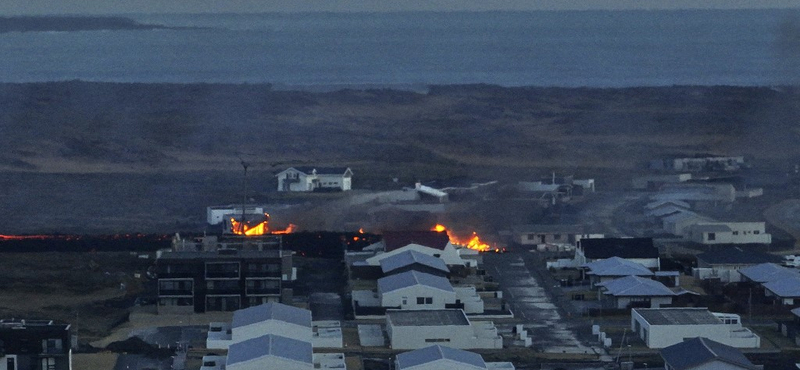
left=240, top=158, right=249, bottom=235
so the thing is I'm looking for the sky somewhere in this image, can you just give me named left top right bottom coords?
left=2, top=0, right=800, bottom=15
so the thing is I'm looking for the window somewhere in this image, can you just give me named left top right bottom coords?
left=733, top=231, right=739, bottom=235
left=526, top=234, right=534, bottom=240
left=707, top=233, right=716, bottom=241
left=41, top=358, right=56, bottom=370
left=417, top=297, right=425, bottom=304
left=7, top=357, right=15, bottom=370
left=402, top=297, right=408, bottom=305
left=433, top=254, right=441, bottom=258
left=425, top=297, right=433, bottom=304
left=754, top=230, right=760, bottom=234
left=42, top=339, right=62, bottom=353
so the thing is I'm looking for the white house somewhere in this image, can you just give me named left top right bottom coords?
left=231, top=302, right=313, bottom=345
left=509, top=224, right=588, bottom=246
left=576, top=238, right=660, bottom=269
left=364, top=231, right=466, bottom=267
left=583, top=256, right=654, bottom=287
left=207, top=204, right=268, bottom=225
left=659, top=337, right=759, bottom=370
left=386, top=309, right=502, bottom=350
left=377, top=271, right=456, bottom=310
left=661, top=211, right=713, bottom=237
left=631, top=308, right=760, bottom=349
left=395, top=345, right=515, bottom=370
left=276, top=167, right=353, bottom=192
left=686, top=222, right=771, bottom=245
left=597, top=276, right=674, bottom=309
left=226, top=334, right=313, bottom=370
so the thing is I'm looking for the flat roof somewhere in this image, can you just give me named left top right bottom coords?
left=158, top=249, right=285, bottom=260
left=387, top=309, right=469, bottom=327
left=634, top=308, right=721, bottom=325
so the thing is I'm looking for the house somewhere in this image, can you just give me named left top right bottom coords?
left=763, top=277, right=800, bottom=305
left=394, top=345, right=515, bottom=370
left=598, top=276, right=675, bottom=309
left=509, top=224, right=589, bottom=246
left=686, top=222, right=771, bottom=245
left=231, top=302, right=312, bottom=344
left=693, top=249, right=782, bottom=283
left=386, top=309, right=502, bottom=350
left=583, top=256, right=654, bottom=287
left=661, top=211, right=713, bottom=237
left=650, top=156, right=745, bottom=172
left=226, top=334, right=313, bottom=370
left=0, top=319, right=72, bottom=370
left=779, top=307, right=800, bottom=346
left=631, top=308, right=760, bottom=349
left=207, top=204, right=268, bottom=225
left=377, top=271, right=456, bottom=310
left=738, top=263, right=800, bottom=284
left=660, top=337, right=759, bottom=370
left=155, top=249, right=294, bottom=314
left=363, top=231, right=467, bottom=267
left=576, top=237, right=660, bottom=269
left=276, top=167, right=353, bottom=192
left=380, top=250, right=450, bottom=277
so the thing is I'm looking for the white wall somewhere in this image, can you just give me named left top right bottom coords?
left=689, top=223, right=771, bottom=245
left=613, top=296, right=672, bottom=309
left=232, top=320, right=312, bottom=344
left=692, top=267, right=743, bottom=283
left=632, top=312, right=760, bottom=349
left=454, top=286, right=485, bottom=314
left=0, top=355, right=17, bottom=370
left=381, top=285, right=456, bottom=310
left=389, top=323, right=501, bottom=350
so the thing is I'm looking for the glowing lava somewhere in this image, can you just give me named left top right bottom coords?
left=430, top=224, right=494, bottom=252
left=229, top=213, right=296, bottom=236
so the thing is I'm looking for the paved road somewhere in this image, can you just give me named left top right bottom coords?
left=484, top=251, right=606, bottom=356
left=113, top=354, right=171, bottom=370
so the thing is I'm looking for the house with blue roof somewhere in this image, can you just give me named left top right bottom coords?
left=597, top=275, right=675, bottom=309
left=226, top=334, right=313, bottom=370
left=395, top=345, right=516, bottom=370
left=583, top=256, right=654, bottom=287
left=231, top=302, right=312, bottom=344
left=380, top=250, right=450, bottom=278
left=377, top=270, right=456, bottom=309
left=660, top=337, right=759, bottom=370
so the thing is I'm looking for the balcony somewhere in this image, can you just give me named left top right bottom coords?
left=158, top=289, right=194, bottom=297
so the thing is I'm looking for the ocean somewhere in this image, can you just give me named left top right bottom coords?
left=1, top=9, right=798, bottom=87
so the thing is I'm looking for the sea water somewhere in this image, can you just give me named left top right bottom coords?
left=0, top=9, right=798, bottom=87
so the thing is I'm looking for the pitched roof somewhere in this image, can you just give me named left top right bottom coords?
left=738, top=263, right=800, bottom=283
left=584, top=256, right=654, bottom=277
left=378, top=270, right=454, bottom=294
left=226, top=334, right=312, bottom=366
left=660, top=337, right=759, bottom=370
left=579, top=238, right=659, bottom=259
left=380, top=250, right=449, bottom=274
left=598, top=276, right=674, bottom=297
left=279, top=166, right=352, bottom=175
left=697, top=249, right=782, bottom=265
left=231, top=303, right=312, bottom=329
left=645, top=200, right=690, bottom=210
left=383, top=231, right=451, bottom=252
left=791, top=307, right=800, bottom=318
left=646, top=205, right=689, bottom=218
left=763, top=276, right=800, bottom=298
left=396, top=345, right=487, bottom=369
left=634, top=308, right=721, bottom=325
left=661, top=210, right=707, bottom=223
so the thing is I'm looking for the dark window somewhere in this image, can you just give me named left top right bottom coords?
left=425, top=297, right=433, bottom=304
left=424, top=338, right=450, bottom=343
left=754, top=230, right=760, bottom=234
left=707, top=233, right=716, bottom=241
left=417, top=297, right=425, bottom=304
left=8, top=357, right=15, bottom=370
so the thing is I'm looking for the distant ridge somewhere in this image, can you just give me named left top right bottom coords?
left=0, top=16, right=190, bottom=33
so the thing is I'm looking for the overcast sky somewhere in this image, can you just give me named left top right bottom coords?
left=3, top=0, right=800, bottom=15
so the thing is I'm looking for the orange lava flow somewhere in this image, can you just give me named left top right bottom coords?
left=0, top=234, right=52, bottom=240
left=430, top=224, right=493, bottom=252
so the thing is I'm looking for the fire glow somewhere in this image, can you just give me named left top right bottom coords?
left=229, top=214, right=296, bottom=236
left=431, top=224, right=497, bottom=252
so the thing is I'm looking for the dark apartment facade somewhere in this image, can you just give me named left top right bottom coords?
left=155, top=249, right=294, bottom=314
left=0, top=319, right=71, bottom=370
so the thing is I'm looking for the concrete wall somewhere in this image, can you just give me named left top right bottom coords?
left=381, top=285, right=456, bottom=310
left=632, top=313, right=760, bottom=349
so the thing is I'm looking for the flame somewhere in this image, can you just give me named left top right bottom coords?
left=358, top=228, right=365, bottom=234
left=430, top=224, right=493, bottom=252
left=230, top=215, right=296, bottom=236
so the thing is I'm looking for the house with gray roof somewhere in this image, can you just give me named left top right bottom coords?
left=597, top=275, right=675, bottom=309
left=739, top=263, right=800, bottom=284
left=380, top=250, right=449, bottom=277
left=687, top=222, right=771, bottom=245
left=763, top=276, right=800, bottom=305
left=231, top=302, right=312, bottom=345
left=377, top=270, right=456, bottom=310
left=226, top=334, right=313, bottom=370
left=693, top=248, right=782, bottom=283
left=631, top=308, right=760, bottom=349
left=660, top=337, right=759, bottom=370
left=583, top=256, right=654, bottom=286
left=394, top=344, right=517, bottom=370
